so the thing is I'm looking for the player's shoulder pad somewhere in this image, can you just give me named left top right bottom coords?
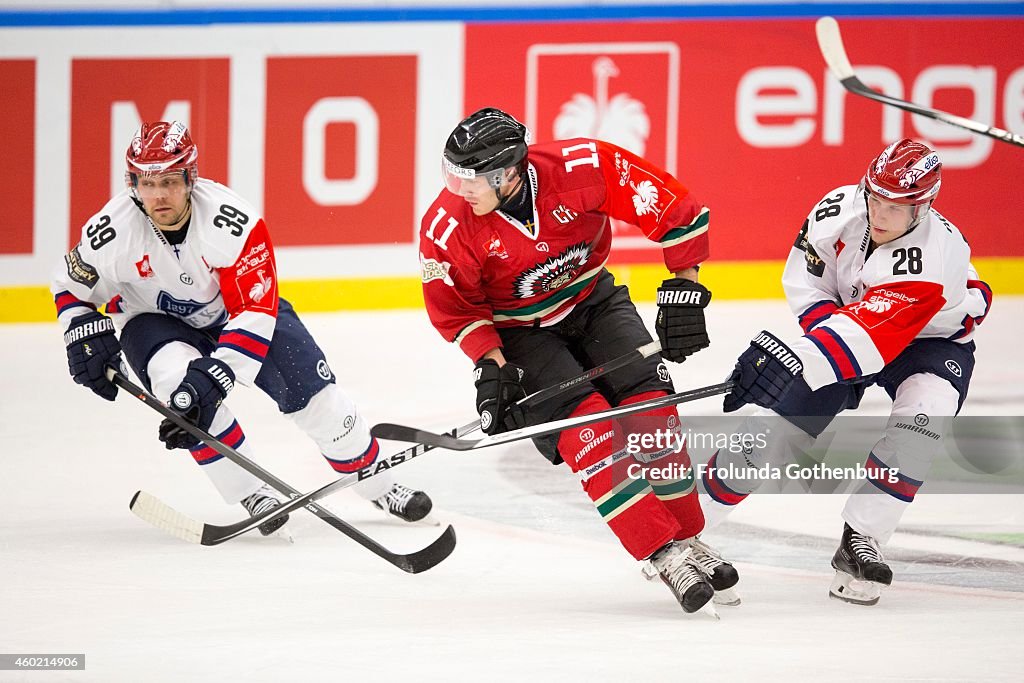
left=72, top=192, right=145, bottom=261
left=804, top=184, right=860, bottom=242
left=794, top=185, right=859, bottom=277
left=420, top=188, right=488, bottom=248
left=806, top=185, right=859, bottom=229
left=191, top=178, right=262, bottom=224
left=528, top=138, right=603, bottom=181
left=190, top=179, right=265, bottom=266
left=889, top=209, right=970, bottom=282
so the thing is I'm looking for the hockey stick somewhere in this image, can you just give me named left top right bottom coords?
left=122, top=340, right=663, bottom=546
left=372, top=380, right=734, bottom=452
left=815, top=16, right=1024, bottom=148
left=107, top=368, right=456, bottom=574
left=128, top=432, right=452, bottom=546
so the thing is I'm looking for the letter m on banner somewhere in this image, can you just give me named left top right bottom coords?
left=69, top=57, right=229, bottom=249
left=109, top=100, right=192, bottom=196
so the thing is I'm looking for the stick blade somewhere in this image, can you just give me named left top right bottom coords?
left=130, top=491, right=204, bottom=544
left=394, top=525, right=458, bottom=574
left=815, top=16, right=855, bottom=80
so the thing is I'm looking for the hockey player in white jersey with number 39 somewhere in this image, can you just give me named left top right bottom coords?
left=705, top=139, right=992, bottom=605
left=52, top=121, right=433, bottom=533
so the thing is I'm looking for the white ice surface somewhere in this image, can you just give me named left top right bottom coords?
left=1, top=298, right=1022, bottom=681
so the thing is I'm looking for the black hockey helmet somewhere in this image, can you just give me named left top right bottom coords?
left=442, top=108, right=528, bottom=194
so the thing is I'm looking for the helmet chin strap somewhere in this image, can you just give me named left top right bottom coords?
left=495, top=172, right=527, bottom=211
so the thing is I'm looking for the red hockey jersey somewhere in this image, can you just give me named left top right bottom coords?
left=419, top=139, right=710, bottom=361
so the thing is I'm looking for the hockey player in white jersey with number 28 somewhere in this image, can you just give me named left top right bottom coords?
left=706, top=139, right=992, bottom=605
left=52, top=121, right=433, bottom=534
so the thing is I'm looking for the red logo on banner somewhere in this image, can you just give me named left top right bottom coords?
left=264, top=55, right=417, bottom=247
left=526, top=47, right=676, bottom=172
left=526, top=44, right=677, bottom=245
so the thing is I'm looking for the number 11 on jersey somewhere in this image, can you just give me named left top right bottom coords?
left=426, top=208, right=459, bottom=250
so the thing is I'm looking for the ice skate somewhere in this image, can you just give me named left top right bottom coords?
left=829, top=523, right=893, bottom=606
left=241, top=484, right=291, bottom=538
left=373, top=483, right=433, bottom=523
left=648, top=541, right=716, bottom=616
left=642, top=537, right=740, bottom=606
left=689, top=537, right=741, bottom=606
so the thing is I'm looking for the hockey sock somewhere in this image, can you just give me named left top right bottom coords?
left=618, top=391, right=704, bottom=540
left=559, top=393, right=681, bottom=560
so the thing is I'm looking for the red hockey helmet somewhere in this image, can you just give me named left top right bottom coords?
left=864, top=139, right=941, bottom=206
left=125, top=121, right=199, bottom=193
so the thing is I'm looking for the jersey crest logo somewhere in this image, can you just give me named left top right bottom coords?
left=513, top=241, right=590, bottom=299
left=136, top=254, right=154, bottom=279
left=632, top=180, right=661, bottom=217
left=552, top=205, right=579, bottom=224
left=614, top=153, right=675, bottom=221
left=248, top=269, right=273, bottom=302
left=843, top=288, right=919, bottom=329
left=483, top=234, right=509, bottom=260
left=156, top=291, right=227, bottom=327
left=848, top=298, right=893, bottom=315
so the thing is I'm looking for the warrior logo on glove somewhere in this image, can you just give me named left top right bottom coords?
left=723, top=330, right=804, bottom=413
left=655, top=278, right=711, bottom=363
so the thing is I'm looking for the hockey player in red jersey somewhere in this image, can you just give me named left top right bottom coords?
left=711, top=139, right=992, bottom=605
left=419, top=107, right=738, bottom=613
left=53, top=121, right=433, bottom=533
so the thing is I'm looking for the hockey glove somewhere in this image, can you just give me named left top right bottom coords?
left=723, top=331, right=804, bottom=413
left=656, top=278, right=711, bottom=363
left=159, top=357, right=236, bottom=450
left=64, top=311, right=122, bottom=402
left=474, top=359, right=528, bottom=435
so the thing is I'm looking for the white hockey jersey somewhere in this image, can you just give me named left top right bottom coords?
left=783, top=184, right=992, bottom=391
left=51, top=179, right=279, bottom=386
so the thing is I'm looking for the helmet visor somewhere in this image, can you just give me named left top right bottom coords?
left=129, top=169, right=191, bottom=199
left=442, top=157, right=507, bottom=195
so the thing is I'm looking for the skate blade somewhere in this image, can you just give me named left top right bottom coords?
left=829, top=570, right=882, bottom=606
left=712, top=587, right=741, bottom=607
left=699, top=599, right=721, bottom=620
left=271, top=526, right=295, bottom=544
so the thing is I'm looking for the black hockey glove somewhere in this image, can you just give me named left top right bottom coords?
left=655, top=278, right=711, bottom=363
left=64, top=311, right=122, bottom=402
left=723, top=331, right=804, bottom=413
left=159, top=357, right=236, bottom=450
left=474, top=358, right=528, bottom=436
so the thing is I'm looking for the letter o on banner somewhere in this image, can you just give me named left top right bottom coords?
left=303, top=96, right=379, bottom=205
